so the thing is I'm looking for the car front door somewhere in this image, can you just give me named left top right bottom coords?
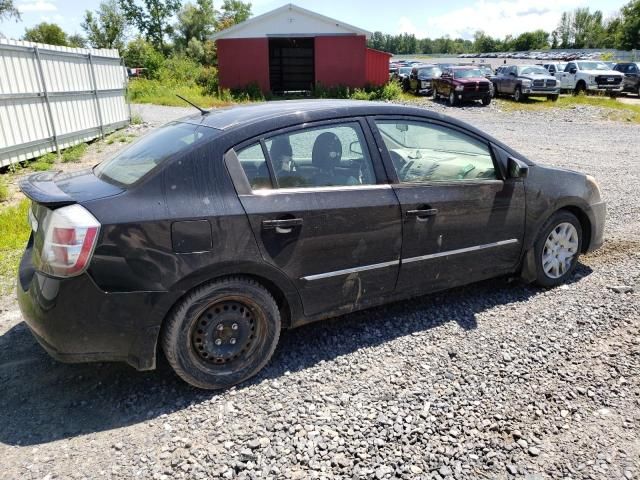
left=369, top=117, right=526, bottom=295
left=561, top=62, right=577, bottom=89
left=227, top=119, right=402, bottom=317
left=624, top=63, right=638, bottom=91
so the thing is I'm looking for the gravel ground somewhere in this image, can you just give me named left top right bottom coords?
left=0, top=101, right=638, bottom=480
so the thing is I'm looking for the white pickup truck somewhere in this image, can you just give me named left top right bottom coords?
left=556, top=61, right=624, bottom=95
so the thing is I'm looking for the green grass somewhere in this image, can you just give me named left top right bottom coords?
left=0, top=182, right=8, bottom=202
left=61, top=143, right=87, bottom=163
left=128, top=79, right=233, bottom=108
left=0, top=199, right=30, bottom=295
left=131, top=113, right=143, bottom=125
left=497, top=94, right=640, bottom=123
left=30, top=161, right=53, bottom=171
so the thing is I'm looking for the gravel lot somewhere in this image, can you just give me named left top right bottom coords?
left=0, top=101, right=638, bottom=480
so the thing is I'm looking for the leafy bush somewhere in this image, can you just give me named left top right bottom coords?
left=158, top=55, right=203, bottom=86
left=31, top=161, right=52, bottom=171
left=312, top=83, right=350, bottom=99
left=124, top=38, right=165, bottom=79
left=377, top=81, right=403, bottom=101
left=39, top=152, right=57, bottom=164
left=197, top=66, right=219, bottom=96
left=61, top=143, right=87, bottom=163
left=0, top=199, right=31, bottom=294
left=231, top=82, right=265, bottom=101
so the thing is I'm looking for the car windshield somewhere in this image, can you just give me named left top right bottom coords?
left=453, top=69, right=484, bottom=78
left=418, top=67, right=442, bottom=76
left=399, top=67, right=412, bottom=74
left=577, top=61, right=610, bottom=71
left=520, top=66, right=547, bottom=75
left=94, top=122, right=216, bottom=186
left=478, top=66, right=492, bottom=74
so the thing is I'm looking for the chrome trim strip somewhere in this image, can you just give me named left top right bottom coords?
left=247, top=184, right=392, bottom=196
left=301, top=259, right=399, bottom=281
left=402, top=239, right=519, bottom=264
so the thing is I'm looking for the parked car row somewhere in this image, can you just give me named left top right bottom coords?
left=458, top=51, right=613, bottom=61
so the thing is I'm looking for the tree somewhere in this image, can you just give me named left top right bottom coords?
left=0, top=0, right=20, bottom=22
left=473, top=31, right=498, bottom=53
left=174, top=0, right=216, bottom=49
left=23, top=23, right=68, bottom=46
left=67, top=34, right=87, bottom=48
left=118, top=0, right=182, bottom=50
left=619, top=0, right=640, bottom=50
left=217, top=0, right=251, bottom=31
left=82, top=0, right=128, bottom=51
left=123, top=37, right=164, bottom=77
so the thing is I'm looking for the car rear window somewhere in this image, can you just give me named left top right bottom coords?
left=94, top=122, right=216, bottom=186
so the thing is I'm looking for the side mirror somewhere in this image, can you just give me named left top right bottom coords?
left=395, top=123, right=409, bottom=132
left=509, top=71, right=516, bottom=76
left=508, top=157, right=529, bottom=179
left=349, top=141, right=363, bottom=156
left=569, top=68, right=577, bottom=74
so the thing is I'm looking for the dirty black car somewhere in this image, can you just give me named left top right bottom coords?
left=17, top=100, right=606, bottom=390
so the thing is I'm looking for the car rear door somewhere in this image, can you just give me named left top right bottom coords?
left=226, top=119, right=402, bottom=317
left=368, top=116, right=525, bottom=295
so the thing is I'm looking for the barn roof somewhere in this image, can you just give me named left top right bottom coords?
left=210, top=3, right=371, bottom=40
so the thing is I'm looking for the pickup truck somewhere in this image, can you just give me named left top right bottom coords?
left=493, top=65, right=560, bottom=101
left=613, top=62, right=640, bottom=96
left=556, top=61, right=624, bottom=95
left=432, top=66, right=492, bottom=106
left=404, top=64, right=442, bottom=95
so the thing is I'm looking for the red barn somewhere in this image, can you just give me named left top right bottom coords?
left=211, top=3, right=391, bottom=94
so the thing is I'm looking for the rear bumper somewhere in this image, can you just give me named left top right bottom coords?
left=17, top=245, right=178, bottom=371
left=586, top=201, right=606, bottom=253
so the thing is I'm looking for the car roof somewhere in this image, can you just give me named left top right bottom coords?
left=179, top=99, right=425, bottom=131
left=174, top=99, right=528, bottom=162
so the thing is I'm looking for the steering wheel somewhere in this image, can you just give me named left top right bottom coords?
left=398, top=160, right=414, bottom=181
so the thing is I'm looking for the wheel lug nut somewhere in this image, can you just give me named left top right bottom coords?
left=214, top=339, right=222, bottom=346
left=230, top=338, right=237, bottom=345
left=232, top=323, right=238, bottom=330
left=216, top=324, right=224, bottom=331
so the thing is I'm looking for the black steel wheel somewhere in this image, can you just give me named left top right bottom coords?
left=162, top=277, right=281, bottom=389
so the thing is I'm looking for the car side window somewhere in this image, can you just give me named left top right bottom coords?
left=628, top=64, right=637, bottom=73
left=375, top=120, right=496, bottom=183
left=263, top=123, right=376, bottom=188
left=237, top=143, right=272, bottom=190
left=566, top=63, right=575, bottom=72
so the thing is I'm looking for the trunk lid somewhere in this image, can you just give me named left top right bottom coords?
left=19, top=169, right=124, bottom=207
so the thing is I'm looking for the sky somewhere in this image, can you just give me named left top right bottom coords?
left=0, top=0, right=628, bottom=42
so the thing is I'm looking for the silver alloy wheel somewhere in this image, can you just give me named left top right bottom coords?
left=541, top=222, right=579, bottom=279
left=514, top=87, right=521, bottom=102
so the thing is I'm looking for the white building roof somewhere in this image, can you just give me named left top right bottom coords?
left=210, top=3, right=371, bottom=40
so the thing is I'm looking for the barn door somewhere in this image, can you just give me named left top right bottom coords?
left=269, top=38, right=314, bottom=93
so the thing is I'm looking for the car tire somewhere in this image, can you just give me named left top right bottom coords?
left=449, top=91, right=457, bottom=106
left=574, top=81, right=586, bottom=95
left=637, top=85, right=640, bottom=97
left=432, top=87, right=438, bottom=100
left=482, top=96, right=491, bottom=106
left=492, top=83, right=498, bottom=98
left=514, top=86, right=523, bottom=102
left=549, top=94, right=559, bottom=102
left=533, top=211, right=583, bottom=288
left=162, top=277, right=281, bottom=390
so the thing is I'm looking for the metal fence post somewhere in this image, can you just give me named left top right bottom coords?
left=88, top=53, right=105, bottom=139
left=34, top=46, right=60, bottom=156
left=121, top=57, right=132, bottom=123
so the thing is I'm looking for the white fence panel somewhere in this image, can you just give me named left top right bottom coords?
left=0, top=39, right=130, bottom=167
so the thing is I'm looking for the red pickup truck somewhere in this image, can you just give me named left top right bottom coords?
left=432, top=66, right=492, bottom=106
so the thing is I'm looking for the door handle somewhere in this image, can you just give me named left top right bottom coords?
left=262, top=218, right=303, bottom=233
left=406, top=208, right=438, bottom=218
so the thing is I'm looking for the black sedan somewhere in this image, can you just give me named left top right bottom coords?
left=17, top=100, right=606, bottom=389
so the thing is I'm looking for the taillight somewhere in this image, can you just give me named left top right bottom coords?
left=37, top=204, right=101, bottom=277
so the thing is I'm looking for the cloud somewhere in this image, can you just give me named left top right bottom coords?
left=17, top=1, right=57, bottom=13
left=39, top=13, right=64, bottom=23
left=398, top=0, right=584, bottom=39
